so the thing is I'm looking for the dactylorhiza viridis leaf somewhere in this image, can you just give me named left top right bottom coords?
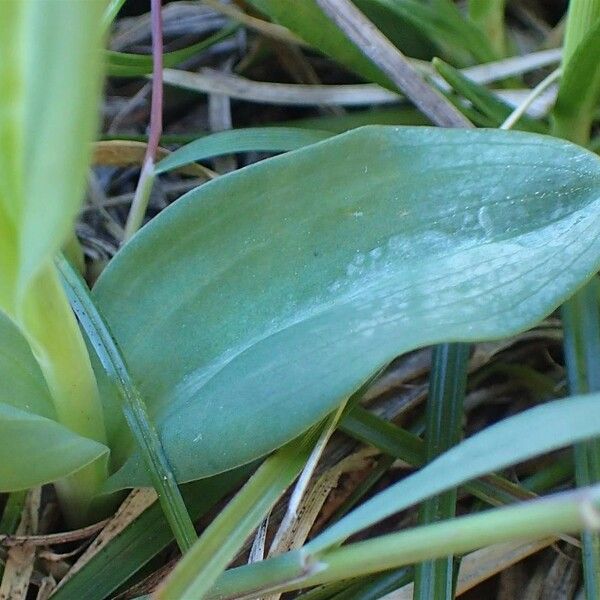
left=0, top=1, right=110, bottom=520
left=91, top=125, right=600, bottom=491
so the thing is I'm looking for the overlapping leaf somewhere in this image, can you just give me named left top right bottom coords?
left=92, top=126, right=600, bottom=490
left=0, top=313, right=109, bottom=491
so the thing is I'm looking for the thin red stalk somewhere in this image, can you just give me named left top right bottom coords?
left=147, top=0, right=163, bottom=160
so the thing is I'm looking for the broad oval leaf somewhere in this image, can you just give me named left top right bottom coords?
left=93, top=126, right=600, bottom=489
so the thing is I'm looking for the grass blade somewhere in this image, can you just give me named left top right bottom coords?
left=555, top=4, right=600, bottom=597
left=308, top=393, right=600, bottom=553
left=208, top=485, right=600, bottom=598
left=155, top=127, right=333, bottom=174
left=414, top=343, right=469, bottom=600
left=56, top=255, right=197, bottom=552
left=562, top=279, right=600, bottom=599
left=154, top=427, right=322, bottom=599
left=432, top=58, right=547, bottom=133
left=339, top=407, right=423, bottom=465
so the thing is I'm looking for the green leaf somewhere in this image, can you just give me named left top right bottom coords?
left=368, top=0, right=497, bottom=65
left=0, top=403, right=109, bottom=492
left=0, top=0, right=110, bottom=521
left=246, top=0, right=393, bottom=88
left=93, top=125, right=600, bottom=490
left=13, top=0, right=106, bottom=300
left=414, top=342, right=469, bottom=600
left=552, top=18, right=600, bottom=145
left=207, top=393, right=600, bottom=598
left=247, top=0, right=494, bottom=90
left=212, top=481, right=600, bottom=598
left=0, top=313, right=109, bottom=491
left=155, top=127, right=333, bottom=174
left=0, top=312, right=54, bottom=419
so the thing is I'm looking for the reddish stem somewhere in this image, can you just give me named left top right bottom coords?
left=147, top=0, right=163, bottom=161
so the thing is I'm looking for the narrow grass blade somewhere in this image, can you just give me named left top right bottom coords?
left=329, top=568, right=413, bottom=600
left=553, top=5, right=600, bottom=595
left=341, top=406, right=559, bottom=509
left=468, top=0, right=507, bottom=58
left=414, top=343, right=469, bottom=600
left=308, top=393, right=600, bottom=553
left=562, top=279, right=600, bottom=599
left=102, top=0, right=126, bottom=31
left=316, top=459, right=572, bottom=600
left=55, top=255, right=197, bottom=553
left=154, top=427, right=322, bottom=600
left=339, top=407, right=423, bottom=465
left=208, top=485, right=600, bottom=598
left=155, top=128, right=333, bottom=174
left=432, top=58, right=547, bottom=133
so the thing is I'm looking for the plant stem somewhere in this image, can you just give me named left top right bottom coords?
left=18, top=264, right=108, bottom=524
left=563, top=0, right=600, bottom=65
left=123, top=0, right=163, bottom=241
left=207, top=486, right=600, bottom=599
left=414, top=343, right=469, bottom=600
left=556, top=1, right=600, bottom=597
left=56, top=254, right=197, bottom=553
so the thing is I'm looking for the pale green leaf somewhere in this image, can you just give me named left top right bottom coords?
left=0, top=0, right=107, bottom=312
left=0, top=401, right=108, bottom=492
left=93, top=126, right=600, bottom=490
left=0, top=312, right=109, bottom=491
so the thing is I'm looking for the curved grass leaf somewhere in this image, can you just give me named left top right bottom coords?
left=93, top=125, right=600, bottom=490
left=368, top=0, right=497, bottom=65
left=246, top=0, right=395, bottom=88
left=211, top=483, right=600, bottom=598
left=155, top=127, right=333, bottom=174
left=308, top=393, right=600, bottom=552
left=206, top=393, right=600, bottom=598
left=432, top=58, right=547, bottom=133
